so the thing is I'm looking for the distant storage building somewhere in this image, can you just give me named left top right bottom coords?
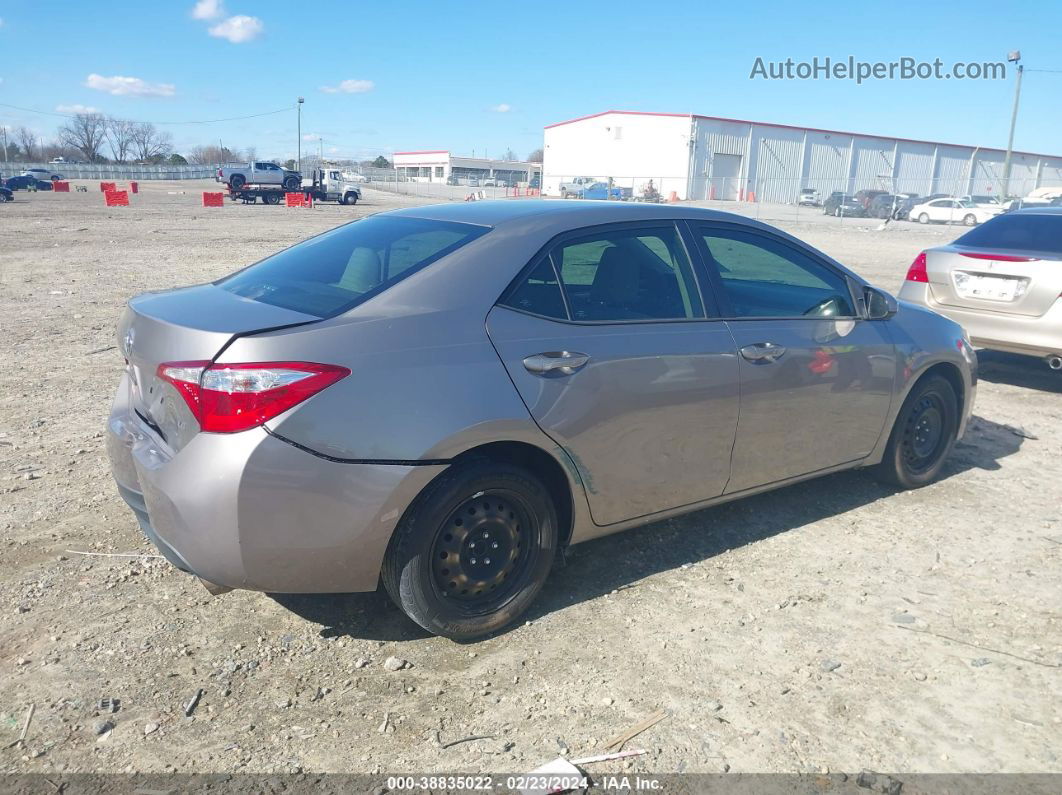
left=542, top=110, right=1062, bottom=202
left=393, top=150, right=542, bottom=186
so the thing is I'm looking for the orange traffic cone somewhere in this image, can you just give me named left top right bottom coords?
left=668, top=191, right=679, bottom=203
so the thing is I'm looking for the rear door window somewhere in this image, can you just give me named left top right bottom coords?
left=218, top=216, right=488, bottom=318
left=550, top=226, right=703, bottom=321
left=955, top=214, right=1062, bottom=256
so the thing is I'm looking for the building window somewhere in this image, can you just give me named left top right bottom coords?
left=435, top=166, right=444, bottom=178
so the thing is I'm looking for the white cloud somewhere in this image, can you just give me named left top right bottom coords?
left=57, top=103, right=101, bottom=114
left=85, top=73, right=176, bottom=97
left=491, top=103, right=512, bottom=113
left=191, top=0, right=224, bottom=20
left=208, top=15, right=263, bottom=43
left=302, top=133, right=319, bottom=141
left=319, top=79, right=374, bottom=94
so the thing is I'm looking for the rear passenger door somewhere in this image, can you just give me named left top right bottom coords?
left=690, top=223, right=895, bottom=493
left=486, top=222, right=740, bottom=527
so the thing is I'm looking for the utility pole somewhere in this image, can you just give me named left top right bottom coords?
left=1002, top=50, right=1023, bottom=198
left=1, top=125, right=7, bottom=165
left=297, top=97, right=305, bottom=173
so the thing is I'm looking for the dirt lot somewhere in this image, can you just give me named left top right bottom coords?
left=1, top=181, right=1059, bottom=778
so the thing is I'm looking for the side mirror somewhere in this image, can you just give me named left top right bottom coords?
left=865, top=286, right=898, bottom=320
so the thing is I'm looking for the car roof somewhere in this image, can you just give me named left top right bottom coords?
left=1011, top=206, right=1062, bottom=215
left=386, top=199, right=772, bottom=229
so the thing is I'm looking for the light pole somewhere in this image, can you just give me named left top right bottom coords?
left=1002, top=50, right=1023, bottom=198
left=297, top=96, right=305, bottom=173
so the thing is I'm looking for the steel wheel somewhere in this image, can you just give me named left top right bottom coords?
left=382, top=459, right=557, bottom=640
left=874, top=374, right=959, bottom=489
left=900, top=393, right=946, bottom=474
left=430, top=490, right=535, bottom=614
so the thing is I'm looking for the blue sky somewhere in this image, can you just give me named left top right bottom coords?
left=1, top=0, right=1060, bottom=161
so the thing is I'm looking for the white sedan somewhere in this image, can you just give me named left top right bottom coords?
left=910, top=198, right=1001, bottom=226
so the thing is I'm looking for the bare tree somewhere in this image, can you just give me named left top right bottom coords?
left=527, top=148, right=544, bottom=163
left=15, top=127, right=40, bottom=161
left=502, top=147, right=518, bottom=161
left=107, top=117, right=136, bottom=162
left=245, top=146, right=257, bottom=162
left=58, top=113, right=108, bottom=162
left=130, top=122, right=173, bottom=162
left=188, top=144, right=241, bottom=165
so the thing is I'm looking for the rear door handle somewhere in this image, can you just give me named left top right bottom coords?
left=740, top=342, right=787, bottom=363
left=522, top=351, right=591, bottom=375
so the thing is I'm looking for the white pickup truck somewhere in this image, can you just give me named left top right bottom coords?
left=559, top=176, right=596, bottom=198
left=217, top=161, right=301, bottom=191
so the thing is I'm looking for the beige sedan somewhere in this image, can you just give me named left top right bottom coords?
left=898, top=207, right=1062, bottom=369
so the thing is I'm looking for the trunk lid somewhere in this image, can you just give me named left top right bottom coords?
left=926, top=246, right=1062, bottom=318
left=118, top=284, right=319, bottom=450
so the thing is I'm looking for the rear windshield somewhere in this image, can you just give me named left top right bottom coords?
left=218, top=216, right=489, bottom=318
left=955, top=213, right=1062, bottom=257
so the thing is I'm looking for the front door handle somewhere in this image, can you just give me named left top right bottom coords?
left=740, top=342, right=787, bottom=363
left=522, top=351, right=591, bottom=375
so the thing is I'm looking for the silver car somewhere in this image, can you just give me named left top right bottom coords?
left=107, top=201, right=976, bottom=640
left=898, top=207, right=1062, bottom=369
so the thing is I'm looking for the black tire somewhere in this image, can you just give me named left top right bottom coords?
left=282, top=176, right=300, bottom=191
left=229, top=174, right=246, bottom=190
left=262, top=192, right=281, bottom=205
left=382, top=459, right=557, bottom=641
left=918, top=212, right=930, bottom=224
left=874, top=374, right=959, bottom=489
left=343, top=192, right=358, bottom=205
left=963, top=213, right=977, bottom=226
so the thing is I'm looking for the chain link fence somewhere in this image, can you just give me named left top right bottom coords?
left=1, top=161, right=218, bottom=180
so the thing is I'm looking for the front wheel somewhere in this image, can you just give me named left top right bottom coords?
left=874, top=375, right=959, bottom=489
left=343, top=192, right=358, bottom=205
left=963, top=213, right=977, bottom=226
left=282, top=176, right=300, bottom=191
left=834, top=207, right=842, bottom=217
left=918, top=212, right=930, bottom=224
left=382, top=460, right=557, bottom=641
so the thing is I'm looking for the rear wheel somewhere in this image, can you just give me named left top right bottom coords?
left=228, top=174, right=246, bottom=190
left=283, top=176, right=300, bottom=191
left=963, top=213, right=977, bottom=226
left=918, top=212, right=930, bottom=224
left=874, top=375, right=959, bottom=489
left=834, top=207, right=842, bottom=217
left=382, top=460, right=557, bottom=641
left=262, top=192, right=281, bottom=205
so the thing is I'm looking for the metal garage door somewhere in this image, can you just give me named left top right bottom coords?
left=710, top=154, right=742, bottom=200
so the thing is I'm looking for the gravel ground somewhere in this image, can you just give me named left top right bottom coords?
left=0, top=181, right=1059, bottom=777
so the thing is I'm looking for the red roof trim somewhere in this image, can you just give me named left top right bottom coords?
left=393, top=150, right=449, bottom=155
left=543, top=110, right=1060, bottom=160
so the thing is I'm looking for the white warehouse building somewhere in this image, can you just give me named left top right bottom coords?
left=542, top=110, right=1062, bottom=202
left=393, top=150, right=542, bottom=186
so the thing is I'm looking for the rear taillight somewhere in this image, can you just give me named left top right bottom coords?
left=905, top=251, right=929, bottom=283
left=958, top=251, right=1040, bottom=262
left=157, top=361, right=350, bottom=433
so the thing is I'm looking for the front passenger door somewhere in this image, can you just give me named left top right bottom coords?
left=692, top=224, right=896, bottom=493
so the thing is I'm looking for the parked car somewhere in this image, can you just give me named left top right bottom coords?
left=576, top=182, right=630, bottom=200
left=798, top=188, right=821, bottom=207
left=4, top=175, right=51, bottom=190
left=854, top=189, right=887, bottom=209
left=217, top=161, right=301, bottom=191
left=0, top=185, right=13, bottom=202
left=892, top=195, right=922, bottom=221
left=560, top=176, right=596, bottom=197
left=481, top=177, right=497, bottom=187
left=529, top=175, right=541, bottom=189
left=466, top=177, right=480, bottom=187
left=867, top=194, right=903, bottom=219
left=959, top=194, right=1003, bottom=210
left=107, top=201, right=976, bottom=640
left=898, top=207, right=1061, bottom=367
left=909, top=198, right=1001, bottom=226
left=823, top=193, right=866, bottom=217
left=50, top=156, right=67, bottom=164
left=22, top=168, right=63, bottom=181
